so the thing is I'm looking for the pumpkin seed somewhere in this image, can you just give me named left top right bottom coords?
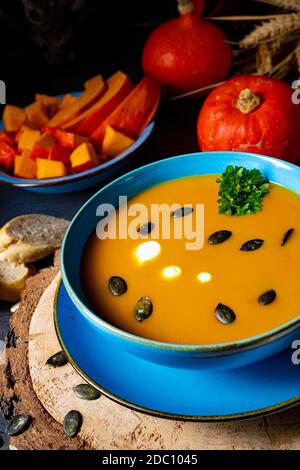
left=134, top=296, right=153, bottom=322
left=208, top=230, right=232, bottom=245
left=108, top=276, right=127, bottom=296
left=215, top=303, right=236, bottom=325
left=281, top=228, right=294, bottom=246
left=171, top=207, right=193, bottom=218
left=240, top=239, right=264, bottom=251
left=63, top=410, right=82, bottom=438
left=258, top=290, right=276, bottom=306
left=46, top=350, right=68, bottom=367
left=73, top=384, right=101, bottom=401
left=138, top=222, right=155, bottom=235
left=7, top=415, right=31, bottom=436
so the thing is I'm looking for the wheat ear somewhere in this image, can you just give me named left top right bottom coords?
left=253, top=0, right=300, bottom=12
left=240, top=13, right=300, bottom=47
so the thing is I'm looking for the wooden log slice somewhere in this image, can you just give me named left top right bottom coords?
left=0, top=254, right=89, bottom=450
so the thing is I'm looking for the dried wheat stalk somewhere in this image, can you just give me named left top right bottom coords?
left=270, top=38, right=282, bottom=53
left=270, top=49, right=295, bottom=72
left=256, top=44, right=273, bottom=72
left=240, top=13, right=300, bottom=47
left=207, top=14, right=290, bottom=20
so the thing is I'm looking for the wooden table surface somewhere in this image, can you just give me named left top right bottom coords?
left=0, top=98, right=200, bottom=447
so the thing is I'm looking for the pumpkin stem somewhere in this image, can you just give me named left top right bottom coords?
left=177, top=0, right=195, bottom=15
left=236, top=88, right=261, bottom=114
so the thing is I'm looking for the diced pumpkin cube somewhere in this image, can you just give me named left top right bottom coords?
left=15, top=125, right=28, bottom=144
left=3, top=105, right=26, bottom=132
left=36, top=158, right=67, bottom=179
left=30, top=133, right=55, bottom=160
left=25, top=101, right=49, bottom=129
left=0, top=140, right=16, bottom=171
left=16, top=125, right=33, bottom=144
left=102, top=125, right=135, bottom=156
left=44, top=127, right=88, bottom=149
left=36, top=132, right=55, bottom=149
left=70, top=142, right=98, bottom=173
left=18, top=128, right=41, bottom=150
left=35, top=94, right=61, bottom=118
left=14, top=150, right=37, bottom=179
left=49, top=143, right=71, bottom=164
left=36, top=93, right=61, bottom=107
left=16, top=124, right=40, bottom=146
left=59, top=93, right=78, bottom=109
left=0, top=131, right=15, bottom=147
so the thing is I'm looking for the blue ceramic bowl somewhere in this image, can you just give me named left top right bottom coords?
left=61, top=151, right=300, bottom=370
left=0, top=122, right=154, bottom=194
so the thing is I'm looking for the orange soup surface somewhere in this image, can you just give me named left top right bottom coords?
left=81, top=175, right=300, bottom=344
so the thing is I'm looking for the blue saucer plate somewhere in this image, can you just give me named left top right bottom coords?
left=55, top=280, right=300, bottom=421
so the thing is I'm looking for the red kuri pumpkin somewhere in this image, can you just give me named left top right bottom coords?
left=197, top=75, right=300, bottom=163
left=142, top=0, right=232, bottom=95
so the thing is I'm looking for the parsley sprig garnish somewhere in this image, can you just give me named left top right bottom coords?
left=216, top=165, right=270, bottom=216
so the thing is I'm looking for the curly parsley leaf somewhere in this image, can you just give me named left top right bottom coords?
left=216, top=165, right=270, bottom=216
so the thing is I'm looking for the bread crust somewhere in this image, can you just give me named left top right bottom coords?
left=0, top=215, right=68, bottom=300
left=0, top=214, right=69, bottom=263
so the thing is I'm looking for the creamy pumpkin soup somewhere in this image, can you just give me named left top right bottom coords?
left=81, top=174, right=300, bottom=344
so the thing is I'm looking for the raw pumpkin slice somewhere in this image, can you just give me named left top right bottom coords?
left=48, top=75, right=106, bottom=128
left=63, top=71, right=133, bottom=136
left=14, top=150, right=37, bottom=179
left=70, top=142, right=98, bottom=173
left=25, top=101, right=49, bottom=129
left=3, top=105, right=26, bottom=132
left=36, top=158, right=67, bottom=179
left=102, top=126, right=135, bottom=156
left=91, top=77, right=160, bottom=151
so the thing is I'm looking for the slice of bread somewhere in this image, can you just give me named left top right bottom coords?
left=0, top=260, right=35, bottom=302
left=0, top=214, right=69, bottom=263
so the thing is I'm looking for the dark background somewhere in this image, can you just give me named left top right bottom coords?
left=0, top=0, right=255, bottom=104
